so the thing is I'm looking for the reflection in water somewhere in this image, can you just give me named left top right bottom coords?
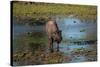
left=56, top=17, right=97, bottom=40
left=13, top=24, right=45, bottom=36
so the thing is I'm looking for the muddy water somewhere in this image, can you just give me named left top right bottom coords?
left=13, top=16, right=97, bottom=64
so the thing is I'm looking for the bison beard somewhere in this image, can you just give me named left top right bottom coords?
left=46, top=20, right=62, bottom=52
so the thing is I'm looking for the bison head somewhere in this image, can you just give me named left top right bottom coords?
left=52, top=30, right=62, bottom=44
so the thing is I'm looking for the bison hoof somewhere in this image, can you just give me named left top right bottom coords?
left=50, top=49, right=54, bottom=53
left=57, top=49, right=59, bottom=52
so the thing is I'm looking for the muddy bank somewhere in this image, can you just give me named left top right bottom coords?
left=13, top=16, right=48, bottom=25
left=13, top=50, right=65, bottom=66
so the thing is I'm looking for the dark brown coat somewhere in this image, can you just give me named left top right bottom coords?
left=46, top=20, right=62, bottom=52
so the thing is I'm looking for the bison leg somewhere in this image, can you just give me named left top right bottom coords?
left=48, top=37, right=53, bottom=52
left=51, top=38, right=54, bottom=52
left=57, top=44, right=59, bottom=52
left=48, top=38, right=51, bottom=52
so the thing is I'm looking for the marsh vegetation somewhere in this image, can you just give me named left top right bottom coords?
left=12, top=1, right=97, bottom=25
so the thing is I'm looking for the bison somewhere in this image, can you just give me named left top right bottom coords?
left=46, top=19, right=62, bottom=52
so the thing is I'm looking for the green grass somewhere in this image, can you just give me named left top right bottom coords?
left=12, top=2, right=97, bottom=22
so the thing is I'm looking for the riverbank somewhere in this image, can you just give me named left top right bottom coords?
left=13, top=50, right=65, bottom=66
left=12, top=1, right=97, bottom=25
